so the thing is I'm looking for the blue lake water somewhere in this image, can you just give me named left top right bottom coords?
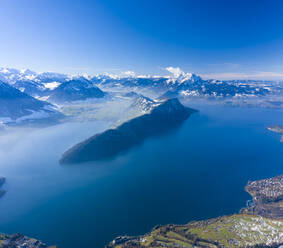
left=0, top=105, right=282, bottom=247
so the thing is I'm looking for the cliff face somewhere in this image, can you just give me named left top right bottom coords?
left=60, top=98, right=196, bottom=164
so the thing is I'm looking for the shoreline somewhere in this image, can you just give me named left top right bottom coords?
left=107, top=174, right=283, bottom=248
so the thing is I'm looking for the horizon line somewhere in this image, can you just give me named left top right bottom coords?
left=1, top=66, right=283, bottom=81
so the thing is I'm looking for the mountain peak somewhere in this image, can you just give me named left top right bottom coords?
left=60, top=98, right=196, bottom=164
left=166, top=67, right=202, bottom=84
left=20, top=69, right=36, bottom=75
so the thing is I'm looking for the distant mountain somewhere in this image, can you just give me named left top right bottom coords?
left=92, top=76, right=169, bottom=91
left=160, top=77, right=270, bottom=99
left=0, top=68, right=107, bottom=104
left=12, top=80, right=48, bottom=97
left=91, top=73, right=274, bottom=99
left=0, top=67, right=279, bottom=103
left=125, top=92, right=156, bottom=113
left=0, top=68, right=67, bottom=85
left=35, top=72, right=68, bottom=83
left=0, top=81, right=62, bottom=124
left=0, top=68, right=68, bottom=99
left=0, top=68, right=37, bottom=83
left=47, top=78, right=105, bottom=103
left=60, top=98, right=196, bottom=164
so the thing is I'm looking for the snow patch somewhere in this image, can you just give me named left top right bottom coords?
left=44, top=81, right=61, bottom=90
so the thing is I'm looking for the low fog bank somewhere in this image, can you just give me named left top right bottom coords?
left=55, top=90, right=160, bottom=128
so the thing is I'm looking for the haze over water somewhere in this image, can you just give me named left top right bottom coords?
left=0, top=105, right=282, bottom=248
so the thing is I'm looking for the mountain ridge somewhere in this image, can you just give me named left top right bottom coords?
left=1, top=67, right=279, bottom=100
left=60, top=98, right=196, bottom=164
left=0, top=81, right=62, bottom=124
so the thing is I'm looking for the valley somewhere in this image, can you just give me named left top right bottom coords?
left=1, top=1, right=283, bottom=247
left=0, top=67, right=282, bottom=126
left=0, top=68, right=282, bottom=248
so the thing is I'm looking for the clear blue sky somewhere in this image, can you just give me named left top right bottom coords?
left=1, top=0, right=283, bottom=79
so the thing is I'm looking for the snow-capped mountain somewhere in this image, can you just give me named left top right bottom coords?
left=91, top=75, right=169, bottom=91
left=0, top=81, right=62, bottom=124
left=0, top=68, right=68, bottom=85
left=47, top=78, right=106, bottom=103
left=35, top=72, right=68, bottom=83
left=0, top=68, right=37, bottom=83
left=0, top=68, right=108, bottom=103
left=160, top=77, right=271, bottom=99
left=0, top=68, right=68, bottom=98
left=126, top=92, right=156, bottom=113
left=90, top=71, right=275, bottom=99
left=0, top=67, right=281, bottom=105
left=12, top=80, right=48, bottom=97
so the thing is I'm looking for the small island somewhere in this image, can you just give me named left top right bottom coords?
left=267, top=125, right=283, bottom=142
left=60, top=98, right=196, bottom=164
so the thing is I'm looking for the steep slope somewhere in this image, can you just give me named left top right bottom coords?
left=127, top=92, right=156, bottom=113
left=60, top=98, right=196, bottom=164
left=13, top=80, right=48, bottom=97
left=0, top=81, right=62, bottom=124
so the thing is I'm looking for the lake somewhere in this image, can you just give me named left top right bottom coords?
left=0, top=105, right=282, bottom=248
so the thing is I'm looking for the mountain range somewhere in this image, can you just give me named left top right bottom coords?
left=1, top=67, right=279, bottom=101
left=47, top=78, right=105, bottom=103
left=91, top=72, right=276, bottom=98
left=0, top=67, right=282, bottom=124
left=0, top=81, right=62, bottom=124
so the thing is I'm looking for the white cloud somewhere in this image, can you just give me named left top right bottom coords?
left=122, top=70, right=135, bottom=77
left=165, top=67, right=184, bottom=78
left=165, top=66, right=198, bottom=83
